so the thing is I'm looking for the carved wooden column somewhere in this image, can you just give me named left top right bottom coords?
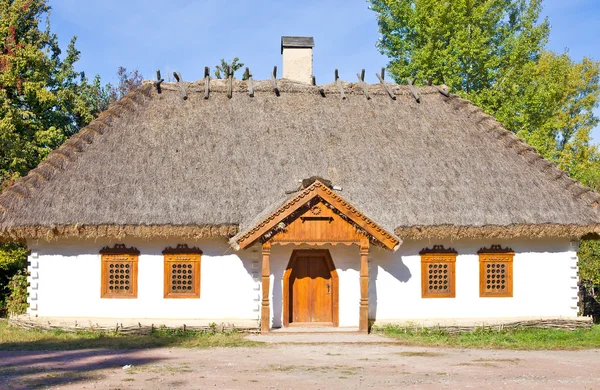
left=359, top=239, right=369, bottom=333
left=261, top=242, right=271, bottom=334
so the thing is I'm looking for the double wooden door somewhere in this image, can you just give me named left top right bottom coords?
left=288, top=251, right=334, bottom=325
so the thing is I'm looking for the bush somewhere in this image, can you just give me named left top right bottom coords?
left=0, top=244, right=28, bottom=317
left=0, top=243, right=28, bottom=273
left=4, top=270, right=28, bottom=316
left=579, top=240, right=600, bottom=321
left=579, top=240, right=600, bottom=286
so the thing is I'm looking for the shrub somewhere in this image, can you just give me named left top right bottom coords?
left=0, top=244, right=28, bottom=273
left=579, top=240, right=600, bottom=321
left=0, top=244, right=28, bottom=317
left=5, top=270, right=28, bottom=316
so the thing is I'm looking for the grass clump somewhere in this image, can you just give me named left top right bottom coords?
left=376, top=324, right=600, bottom=350
left=0, top=320, right=263, bottom=350
left=395, top=351, right=445, bottom=357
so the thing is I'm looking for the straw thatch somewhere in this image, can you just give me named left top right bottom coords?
left=1, top=78, right=599, bottom=243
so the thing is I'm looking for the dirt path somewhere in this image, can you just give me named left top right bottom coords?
left=1, top=338, right=600, bottom=389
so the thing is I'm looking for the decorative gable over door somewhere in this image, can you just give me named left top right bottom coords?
left=232, top=179, right=401, bottom=250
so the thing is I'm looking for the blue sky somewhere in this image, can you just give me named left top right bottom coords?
left=49, top=0, right=600, bottom=143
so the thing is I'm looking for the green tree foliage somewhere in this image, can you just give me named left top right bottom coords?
left=0, top=243, right=27, bottom=273
left=4, top=269, right=28, bottom=315
left=370, top=0, right=600, bottom=176
left=0, top=243, right=27, bottom=314
left=0, top=0, right=109, bottom=188
left=510, top=52, right=600, bottom=174
left=370, top=0, right=549, bottom=92
left=371, top=0, right=600, bottom=290
left=579, top=166, right=600, bottom=291
left=580, top=240, right=600, bottom=287
left=214, top=58, right=245, bottom=79
left=0, top=0, right=116, bottom=314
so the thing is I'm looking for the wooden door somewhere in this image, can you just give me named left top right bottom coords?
left=289, top=252, right=333, bottom=324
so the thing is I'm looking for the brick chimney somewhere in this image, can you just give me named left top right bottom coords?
left=281, top=36, right=314, bottom=84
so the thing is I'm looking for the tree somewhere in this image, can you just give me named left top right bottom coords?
left=580, top=241, right=600, bottom=285
left=0, top=243, right=27, bottom=313
left=370, top=0, right=549, bottom=90
left=214, top=58, right=245, bottom=79
left=0, top=244, right=27, bottom=315
left=370, top=0, right=600, bottom=176
left=109, top=66, right=143, bottom=101
left=0, top=0, right=109, bottom=189
left=0, top=0, right=112, bottom=312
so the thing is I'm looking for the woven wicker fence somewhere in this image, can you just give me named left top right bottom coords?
left=374, top=318, right=593, bottom=335
left=8, top=316, right=259, bottom=335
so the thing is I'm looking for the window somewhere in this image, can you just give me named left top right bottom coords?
left=478, top=245, right=513, bottom=297
left=420, top=245, right=457, bottom=298
left=163, top=244, right=202, bottom=299
left=100, top=244, right=139, bottom=298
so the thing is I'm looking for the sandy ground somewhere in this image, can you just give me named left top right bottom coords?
left=1, top=334, right=600, bottom=389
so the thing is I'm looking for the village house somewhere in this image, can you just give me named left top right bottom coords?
left=1, top=37, right=599, bottom=334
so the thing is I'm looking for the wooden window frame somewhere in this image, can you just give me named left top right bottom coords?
left=163, top=245, right=202, bottom=299
left=478, top=245, right=514, bottom=298
left=100, top=244, right=140, bottom=299
left=420, top=245, right=457, bottom=298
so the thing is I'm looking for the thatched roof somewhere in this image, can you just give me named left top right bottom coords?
left=1, top=78, right=599, bottom=243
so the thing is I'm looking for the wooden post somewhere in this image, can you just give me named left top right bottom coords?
left=261, top=242, right=271, bottom=334
left=359, top=240, right=369, bottom=333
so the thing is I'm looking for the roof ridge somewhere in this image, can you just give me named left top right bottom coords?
left=152, top=79, right=444, bottom=97
left=444, top=94, right=600, bottom=213
left=0, top=84, right=154, bottom=219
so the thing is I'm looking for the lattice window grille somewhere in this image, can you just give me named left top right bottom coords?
left=107, top=256, right=134, bottom=293
left=483, top=261, right=508, bottom=293
left=426, top=262, right=450, bottom=294
left=170, top=259, right=196, bottom=294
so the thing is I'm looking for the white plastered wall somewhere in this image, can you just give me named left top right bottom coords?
left=26, top=237, right=261, bottom=327
left=369, top=237, right=580, bottom=325
left=25, top=236, right=580, bottom=328
left=282, top=47, right=313, bottom=84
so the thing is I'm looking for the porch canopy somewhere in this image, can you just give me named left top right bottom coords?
left=231, top=178, right=401, bottom=333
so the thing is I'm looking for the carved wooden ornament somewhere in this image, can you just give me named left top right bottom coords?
left=235, top=180, right=401, bottom=250
left=477, top=245, right=514, bottom=254
left=162, top=244, right=203, bottom=255
left=419, top=245, right=457, bottom=255
left=100, top=244, right=140, bottom=255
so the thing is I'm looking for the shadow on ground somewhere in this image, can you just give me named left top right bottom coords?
left=0, top=348, right=164, bottom=389
left=0, top=321, right=263, bottom=389
left=0, top=331, right=196, bottom=351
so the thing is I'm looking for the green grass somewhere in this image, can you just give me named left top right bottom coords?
left=265, top=364, right=360, bottom=375
left=376, top=324, right=600, bottom=350
left=395, top=351, right=445, bottom=357
left=0, top=320, right=264, bottom=350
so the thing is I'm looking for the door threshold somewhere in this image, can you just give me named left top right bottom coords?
left=270, top=326, right=360, bottom=334
left=287, top=322, right=334, bottom=327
